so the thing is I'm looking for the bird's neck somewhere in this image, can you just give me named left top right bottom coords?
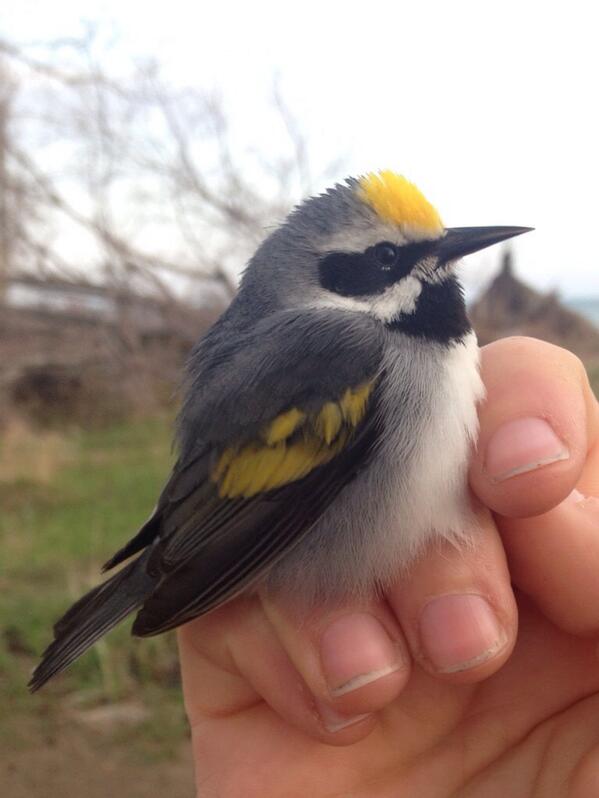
left=386, top=275, right=471, bottom=344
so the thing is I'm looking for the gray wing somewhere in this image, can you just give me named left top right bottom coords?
left=101, top=308, right=385, bottom=635
left=177, top=306, right=385, bottom=449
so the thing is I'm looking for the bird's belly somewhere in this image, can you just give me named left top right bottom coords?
left=269, top=331, right=485, bottom=603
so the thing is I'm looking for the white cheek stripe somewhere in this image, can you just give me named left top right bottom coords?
left=413, top=257, right=456, bottom=285
left=314, top=275, right=423, bottom=323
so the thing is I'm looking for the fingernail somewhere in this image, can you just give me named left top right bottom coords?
left=419, top=594, right=507, bottom=674
left=314, top=699, right=372, bottom=733
left=320, top=614, right=404, bottom=697
left=485, top=417, right=569, bottom=482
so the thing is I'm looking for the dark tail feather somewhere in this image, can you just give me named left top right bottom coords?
left=29, top=550, right=157, bottom=692
left=53, top=563, right=134, bottom=637
left=101, top=514, right=159, bottom=573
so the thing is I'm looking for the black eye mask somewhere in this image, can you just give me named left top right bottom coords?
left=318, top=240, right=436, bottom=298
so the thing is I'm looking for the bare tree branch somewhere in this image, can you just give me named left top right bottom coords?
left=1, top=30, right=346, bottom=307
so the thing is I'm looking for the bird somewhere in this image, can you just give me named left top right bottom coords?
left=29, top=170, right=532, bottom=690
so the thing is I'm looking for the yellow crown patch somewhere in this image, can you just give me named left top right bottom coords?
left=358, top=170, right=444, bottom=240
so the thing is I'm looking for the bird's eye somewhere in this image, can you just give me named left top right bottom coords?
left=374, top=242, right=398, bottom=267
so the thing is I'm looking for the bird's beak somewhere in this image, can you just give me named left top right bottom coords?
left=435, top=226, right=533, bottom=264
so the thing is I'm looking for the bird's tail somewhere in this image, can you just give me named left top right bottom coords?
left=29, top=550, right=157, bottom=692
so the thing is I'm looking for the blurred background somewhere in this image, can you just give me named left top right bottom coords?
left=1, top=1, right=598, bottom=795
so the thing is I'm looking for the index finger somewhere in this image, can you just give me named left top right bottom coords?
left=469, top=336, right=598, bottom=518
left=470, top=336, right=599, bottom=635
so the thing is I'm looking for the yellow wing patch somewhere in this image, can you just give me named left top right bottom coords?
left=263, top=407, right=306, bottom=445
left=314, top=402, right=343, bottom=445
left=212, top=381, right=374, bottom=499
left=340, top=382, right=371, bottom=426
left=358, top=170, right=444, bottom=240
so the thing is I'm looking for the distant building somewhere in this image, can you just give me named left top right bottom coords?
left=470, top=250, right=599, bottom=360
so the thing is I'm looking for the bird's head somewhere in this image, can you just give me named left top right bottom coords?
left=242, top=170, right=532, bottom=342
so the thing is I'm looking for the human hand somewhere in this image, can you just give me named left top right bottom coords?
left=178, top=337, right=599, bottom=797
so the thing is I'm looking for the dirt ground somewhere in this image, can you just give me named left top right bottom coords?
left=0, top=719, right=194, bottom=798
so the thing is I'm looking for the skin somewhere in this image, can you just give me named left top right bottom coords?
left=178, top=337, right=599, bottom=798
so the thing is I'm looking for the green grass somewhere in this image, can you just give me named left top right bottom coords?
left=0, top=415, right=187, bottom=747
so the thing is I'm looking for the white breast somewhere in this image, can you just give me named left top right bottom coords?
left=384, top=330, right=485, bottom=559
left=269, top=331, right=485, bottom=603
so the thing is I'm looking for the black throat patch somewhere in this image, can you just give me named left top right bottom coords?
left=388, top=276, right=471, bottom=344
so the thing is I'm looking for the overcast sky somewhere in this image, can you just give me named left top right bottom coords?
left=3, top=0, right=598, bottom=297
